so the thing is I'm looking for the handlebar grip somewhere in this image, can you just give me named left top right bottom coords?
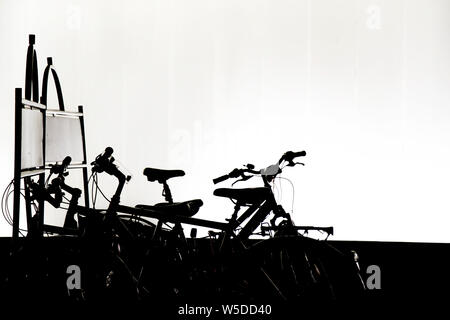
left=62, top=156, right=72, bottom=167
left=281, top=150, right=306, bottom=164
left=213, top=174, right=229, bottom=184
left=104, top=147, right=114, bottom=157
left=292, top=151, right=306, bottom=158
left=92, top=147, right=114, bottom=166
left=50, top=156, right=72, bottom=175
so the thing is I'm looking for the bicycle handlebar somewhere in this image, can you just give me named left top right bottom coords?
left=213, top=167, right=260, bottom=185
left=278, top=150, right=306, bottom=165
left=91, top=147, right=115, bottom=173
left=30, top=155, right=76, bottom=209
left=91, top=147, right=131, bottom=203
left=50, top=156, right=72, bottom=176
left=213, top=150, right=306, bottom=184
left=213, top=174, right=229, bottom=184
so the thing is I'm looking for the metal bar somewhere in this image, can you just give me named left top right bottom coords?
left=32, top=48, right=39, bottom=102
left=20, top=168, right=46, bottom=178
left=236, top=203, right=260, bottom=225
left=75, top=206, right=104, bottom=216
left=22, top=99, right=46, bottom=110
left=38, top=82, right=47, bottom=237
left=50, top=65, right=65, bottom=111
left=23, top=177, right=33, bottom=237
left=40, top=57, right=50, bottom=105
left=44, top=163, right=88, bottom=169
left=117, top=205, right=230, bottom=231
left=46, top=110, right=83, bottom=118
left=13, top=88, right=23, bottom=239
left=24, top=35, right=34, bottom=101
left=78, top=105, right=90, bottom=208
left=42, top=224, right=78, bottom=236
left=237, top=200, right=273, bottom=240
left=40, top=57, right=65, bottom=111
left=261, top=225, right=334, bottom=235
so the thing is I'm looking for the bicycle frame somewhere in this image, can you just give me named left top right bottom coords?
left=115, top=192, right=277, bottom=243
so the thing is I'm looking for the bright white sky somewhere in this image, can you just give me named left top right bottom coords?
left=1, top=0, right=450, bottom=242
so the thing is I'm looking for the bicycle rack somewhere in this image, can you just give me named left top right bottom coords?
left=12, top=35, right=90, bottom=239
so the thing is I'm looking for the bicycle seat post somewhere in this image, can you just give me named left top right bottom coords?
left=226, top=203, right=241, bottom=225
left=161, top=180, right=173, bottom=204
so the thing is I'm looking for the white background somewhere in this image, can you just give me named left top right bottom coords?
left=1, top=0, right=450, bottom=242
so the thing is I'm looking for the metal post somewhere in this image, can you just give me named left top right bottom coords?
left=12, top=88, right=22, bottom=239
left=78, top=105, right=90, bottom=207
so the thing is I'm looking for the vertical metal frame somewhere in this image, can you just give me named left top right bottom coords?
left=12, top=89, right=23, bottom=239
left=78, top=105, right=90, bottom=208
left=41, top=57, right=65, bottom=111
left=12, top=34, right=90, bottom=238
left=24, top=35, right=39, bottom=103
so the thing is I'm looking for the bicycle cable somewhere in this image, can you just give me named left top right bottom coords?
left=92, top=173, right=111, bottom=204
left=276, top=176, right=295, bottom=215
left=2, top=180, right=28, bottom=236
left=1, top=181, right=13, bottom=225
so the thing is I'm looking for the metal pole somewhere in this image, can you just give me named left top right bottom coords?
left=12, top=88, right=23, bottom=239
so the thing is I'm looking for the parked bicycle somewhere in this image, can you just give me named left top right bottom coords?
left=12, top=147, right=365, bottom=304
left=130, top=149, right=365, bottom=302
left=205, top=150, right=365, bottom=302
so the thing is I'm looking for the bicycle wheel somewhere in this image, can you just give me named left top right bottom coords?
left=135, top=239, right=193, bottom=302
left=236, top=236, right=365, bottom=303
left=80, top=216, right=157, bottom=302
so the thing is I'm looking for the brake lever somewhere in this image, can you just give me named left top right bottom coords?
left=231, top=174, right=253, bottom=186
left=287, top=161, right=305, bottom=167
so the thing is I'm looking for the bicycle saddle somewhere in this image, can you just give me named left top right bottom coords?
left=143, top=167, right=185, bottom=182
left=213, top=187, right=271, bottom=204
left=135, top=199, right=203, bottom=217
